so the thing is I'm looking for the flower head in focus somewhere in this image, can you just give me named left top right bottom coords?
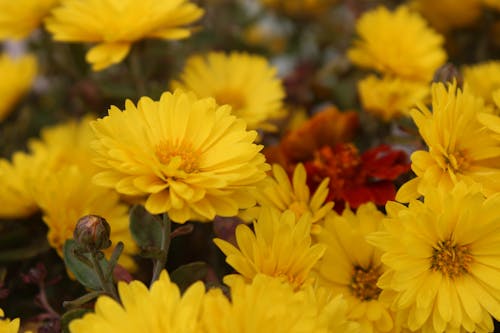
left=0, top=53, right=37, bottom=122
left=397, top=81, right=500, bottom=202
left=91, top=90, right=269, bottom=223
left=171, top=52, right=286, bottom=131
left=0, top=0, right=59, bottom=39
left=45, top=0, right=203, bottom=70
left=214, top=209, right=326, bottom=290
left=314, top=203, right=394, bottom=333
left=348, top=6, right=447, bottom=82
left=463, top=61, right=500, bottom=105
left=368, top=184, right=500, bottom=332
left=69, top=270, right=205, bottom=333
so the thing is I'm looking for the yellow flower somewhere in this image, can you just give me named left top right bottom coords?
left=397, top=82, right=500, bottom=202
left=0, top=308, right=19, bottom=333
left=0, top=0, right=59, bottom=39
left=91, top=90, right=269, bottom=223
left=69, top=270, right=205, bottom=333
left=171, top=52, right=286, bottom=131
left=347, top=6, right=447, bottom=82
left=202, top=274, right=359, bottom=333
left=314, top=203, right=394, bottom=333
left=367, top=184, right=500, bottom=332
left=478, top=90, right=500, bottom=135
left=32, top=165, right=138, bottom=271
left=358, top=75, right=430, bottom=121
left=241, top=163, right=333, bottom=234
left=45, top=0, right=203, bottom=71
left=214, top=208, right=326, bottom=290
left=483, top=0, right=500, bottom=10
left=259, top=0, right=338, bottom=17
left=410, top=0, right=482, bottom=32
left=0, top=53, right=37, bottom=122
left=463, top=61, right=500, bottom=105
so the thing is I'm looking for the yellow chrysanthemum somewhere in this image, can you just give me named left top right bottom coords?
left=171, top=52, right=286, bottom=131
left=45, top=0, right=203, bottom=71
left=259, top=0, right=338, bottom=17
left=463, top=61, right=500, bottom=105
left=0, top=308, right=19, bottom=333
left=69, top=270, right=205, bottom=333
left=91, top=90, right=269, bottom=223
left=410, top=0, right=482, bottom=32
left=368, top=184, right=500, bottom=332
left=314, top=203, right=395, bottom=333
left=202, top=274, right=359, bottom=333
left=0, top=0, right=59, bottom=40
left=358, top=75, right=430, bottom=121
left=397, top=81, right=500, bottom=202
left=214, top=208, right=326, bottom=290
left=478, top=90, right=500, bottom=135
left=0, top=53, right=37, bottom=122
left=32, top=165, right=137, bottom=271
left=347, top=6, right=447, bottom=82
left=241, top=163, right=333, bottom=233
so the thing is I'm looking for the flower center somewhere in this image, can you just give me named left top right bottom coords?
left=430, top=239, right=473, bottom=279
left=350, top=265, right=382, bottom=301
left=288, top=201, right=309, bottom=218
left=214, top=88, right=246, bottom=111
left=443, top=150, right=469, bottom=173
left=155, top=141, right=200, bottom=173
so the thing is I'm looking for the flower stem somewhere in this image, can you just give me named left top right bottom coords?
left=128, top=47, right=147, bottom=97
left=150, top=213, right=171, bottom=284
left=89, top=250, right=119, bottom=300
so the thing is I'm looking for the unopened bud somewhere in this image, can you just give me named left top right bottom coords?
left=74, top=215, right=111, bottom=251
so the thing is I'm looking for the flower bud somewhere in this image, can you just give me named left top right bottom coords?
left=74, top=215, right=111, bottom=251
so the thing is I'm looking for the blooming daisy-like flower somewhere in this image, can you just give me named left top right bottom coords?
left=314, top=203, right=394, bottom=333
left=91, top=90, right=269, bottom=223
left=358, top=75, right=430, bottom=121
left=241, top=163, right=333, bottom=233
left=0, top=53, right=37, bottom=122
left=463, top=61, right=500, bottom=105
left=347, top=6, right=447, bottom=82
left=0, top=308, right=19, bottom=333
left=368, top=184, right=500, bottom=332
left=45, top=0, right=203, bottom=71
left=259, top=0, right=338, bottom=18
left=171, top=52, right=286, bottom=131
left=214, top=209, right=326, bottom=290
left=396, top=81, right=500, bottom=202
left=69, top=270, right=205, bottom=333
left=32, top=165, right=138, bottom=271
left=0, top=0, right=59, bottom=40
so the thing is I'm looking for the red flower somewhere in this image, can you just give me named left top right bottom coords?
left=304, top=143, right=410, bottom=212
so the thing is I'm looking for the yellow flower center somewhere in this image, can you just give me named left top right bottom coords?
left=288, top=201, right=309, bottom=218
left=155, top=141, right=200, bottom=173
left=442, top=150, right=470, bottom=173
left=350, top=265, right=382, bottom=301
left=214, top=88, right=246, bottom=111
left=431, top=239, right=473, bottom=279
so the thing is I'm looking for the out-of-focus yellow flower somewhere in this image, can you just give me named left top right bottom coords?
left=241, top=163, right=333, bottom=234
left=214, top=209, right=326, bottom=290
left=483, top=0, right=500, bottom=10
left=69, top=270, right=205, bottom=333
left=0, top=54, right=36, bottom=122
left=358, top=75, right=430, bottom=121
left=368, top=184, right=500, bottom=332
left=0, top=0, right=59, bottom=40
left=45, top=0, right=203, bottom=71
left=410, top=0, right=482, bottom=32
left=91, top=90, right=269, bottom=223
left=314, top=203, right=395, bottom=333
left=32, top=165, right=138, bottom=271
left=171, top=52, right=286, bottom=131
left=0, top=308, right=19, bottom=333
left=397, top=81, right=500, bottom=202
left=348, top=6, right=447, bottom=82
left=259, top=0, right=338, bottom=18
left=463, top=61, right=500, bottom=105
left=478, top=90, right=500, bottom=135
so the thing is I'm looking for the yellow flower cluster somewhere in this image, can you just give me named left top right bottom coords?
left=348, top=6, right=446, bottom=120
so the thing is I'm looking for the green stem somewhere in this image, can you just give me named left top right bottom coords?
left=128, top=47, right=147, bottom=97
left=150, top=214, right=171, bottom=284
left=89, top=250, right=119, bottom=300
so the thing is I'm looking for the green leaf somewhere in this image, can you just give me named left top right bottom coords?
left=129, top=205, right=163, bottom=248
left=61, top=308, right=92, bottom=333
left=170, top=261, right=209, bottom=293
left=63, top=240, right=109, bottom=291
